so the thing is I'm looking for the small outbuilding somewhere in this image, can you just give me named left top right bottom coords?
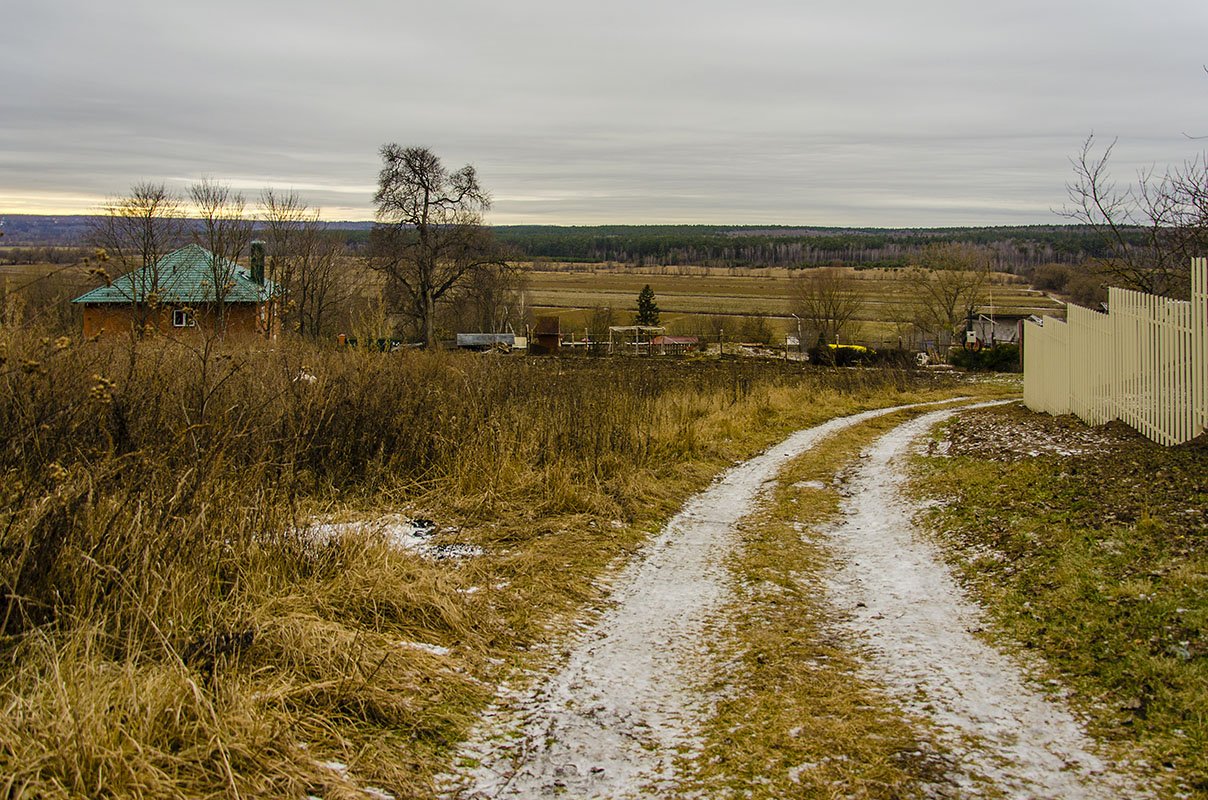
left=968, top=312, right=1035, bottom=347
left=650, top=335, right=700, bottom=355
left=531, top=316, right=561, bottom=354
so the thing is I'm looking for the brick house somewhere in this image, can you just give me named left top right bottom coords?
left=72, top=243, right=278, bottom=338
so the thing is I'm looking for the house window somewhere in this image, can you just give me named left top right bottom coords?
left=172, top=309, right=196, bottom=328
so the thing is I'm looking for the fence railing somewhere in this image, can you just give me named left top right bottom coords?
left=1023, top=258, right=1207, bottom=446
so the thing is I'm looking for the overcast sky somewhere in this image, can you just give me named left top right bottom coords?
left=3, top=0, right=1206, bottom=226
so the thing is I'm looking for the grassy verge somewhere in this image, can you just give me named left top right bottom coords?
left=910, top=403, right=1208, bottom=798
left=679, top=405, right=996, bottom=799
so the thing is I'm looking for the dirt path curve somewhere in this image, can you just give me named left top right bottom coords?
left=826, top=405, right=1147, bottom=798
left=440, top=400, right=965, bottom=800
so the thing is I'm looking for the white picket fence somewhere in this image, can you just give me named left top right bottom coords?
left=1023, top=258, right=1208, bottom=446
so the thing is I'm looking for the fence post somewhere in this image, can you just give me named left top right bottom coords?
left=1195, top=258, right=1207, bottom=438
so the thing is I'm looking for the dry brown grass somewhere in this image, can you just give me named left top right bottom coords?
left=0, top=325, right=979, bottom=797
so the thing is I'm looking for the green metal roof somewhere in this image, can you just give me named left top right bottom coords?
left=72, top=244, right=274, bottom=305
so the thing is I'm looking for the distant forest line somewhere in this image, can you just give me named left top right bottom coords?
left=1, top=215, right=1137, bottom=272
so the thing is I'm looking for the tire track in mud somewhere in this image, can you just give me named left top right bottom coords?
left=825, top=405, right=1149, bottom=798
left=439, top=400, right=967, bottom=800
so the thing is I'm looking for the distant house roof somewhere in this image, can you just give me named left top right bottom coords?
left=72, top=244, right=274, bottom=305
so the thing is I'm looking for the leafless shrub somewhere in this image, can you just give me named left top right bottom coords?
left=1062, top=134, right=1208, bottom=299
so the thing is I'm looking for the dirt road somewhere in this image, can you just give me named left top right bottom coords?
left=441, top=401, right=1145, bottom=799
left=826, top=407, right=1145, bottom=798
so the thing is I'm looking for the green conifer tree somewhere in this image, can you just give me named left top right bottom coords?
left=635, top=284, right=660, bottom=326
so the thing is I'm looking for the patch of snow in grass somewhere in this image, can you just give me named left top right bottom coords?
left=792, top=480, right=827, bottom=490
left=301, top=515, right=482, bottom=560
left=399, top=641, right=451, bottom=657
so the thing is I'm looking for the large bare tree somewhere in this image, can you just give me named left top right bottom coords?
left=789, top=267, right=864, bottom=348
left=89, top=182, right=186, bottom=335
left=368, top=145, right=506, bottom=347
left=1062, top=134, right=1208, bottom=299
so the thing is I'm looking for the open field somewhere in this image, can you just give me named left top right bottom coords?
left=0, top=262, right=95, bottom=329
left=522, top=262, right=1064, bottom=346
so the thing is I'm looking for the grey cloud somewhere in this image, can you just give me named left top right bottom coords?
left=2, top=0, right=1206, bottom=223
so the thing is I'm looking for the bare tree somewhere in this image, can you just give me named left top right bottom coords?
left=586, top=305, right=617, bottom=343
left=690, top=314, right=728, bottom=342
left=191, top=178, right=253, bottom=330
left=89, top=182, right=186, bottom=335
left=294, top=231, right=346, bottom=338
left=259, top=188, right=307, bottom=335
left=789, top=267, right=864, bottom=348
left=904, top=243, right=991, bottom=350
left=882, top=286, right=924, bottom=350
left=452, top=261, right=529, bottom=334
left=260, top=189, right=347, bottom=337
left=368, top=145, right=506, bottom=347
left=736, top=315, right=774, bottom=344
left=1061, top=134, right=1208, bottom=299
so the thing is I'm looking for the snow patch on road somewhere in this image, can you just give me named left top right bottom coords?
left=441, top=399, right=971, bottom=799
left=824, top=406, right=1149, bottom=798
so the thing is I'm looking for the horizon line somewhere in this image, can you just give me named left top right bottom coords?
left=0, top=211, right=1086, bottom=232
